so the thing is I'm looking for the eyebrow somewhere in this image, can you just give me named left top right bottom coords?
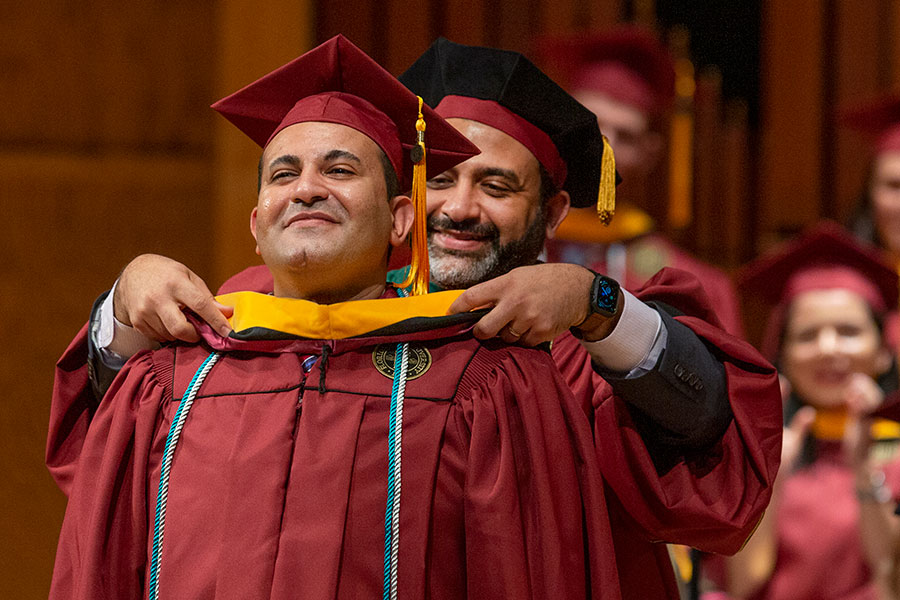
left=268, top=154, right=301, bottom=171
left=323, top=149, right=362, bottom=165
left=473, top=166, right=523, bottom=187
left=267, top=149, right=363, bottom=171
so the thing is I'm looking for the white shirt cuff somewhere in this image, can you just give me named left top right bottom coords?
left=580, top=290, right=664, bottom=375
left=93, top=279, right=157, bottom=368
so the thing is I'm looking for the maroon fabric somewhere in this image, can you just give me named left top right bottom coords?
left=738, top=222, right=898, bottom=310
left=211, top=35, right=480, bottom=191
left=706, top=443, right=900, bottom=600
left=552, top=267, right=782, bottom=555
left=757, top=445, right=900, bottom=600
left=841, top=93, right=900, bottom=153
left=573, top=61, right=659, bottom=114
left=535, top=26, right=676, bottom=115
left=739, top=222, right=899, bottom=359
left=48, top=267, right=781, bottom=599
left=47, top=322, right=95, bottom=496
left=265, top=92, right=404, bottom=179
left=50, top=322, right=610, bottom=599
left=546, top=233, right=745, bottom=337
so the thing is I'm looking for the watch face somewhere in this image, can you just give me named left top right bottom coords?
left=595, top=277, right=619, bottom=313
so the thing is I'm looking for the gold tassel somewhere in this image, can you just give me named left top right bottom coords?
left=398, top=96, right=430, bottom=296
left=598, top=135, right=616, bottom=225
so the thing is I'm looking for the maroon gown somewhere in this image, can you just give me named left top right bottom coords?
left=48, top=268, right=782, bottom=599
left=704, top=441, right=900, bottom=600
left=50, top=297, right=611, bottom=599
left=546, top=233, right=745, bottom=338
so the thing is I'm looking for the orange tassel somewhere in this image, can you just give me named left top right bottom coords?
left=598, top=136, right=616, bottom=225
left=398, top=96, right=431, bottom=296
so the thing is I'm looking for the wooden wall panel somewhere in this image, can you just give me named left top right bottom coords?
left=495, top=0, right=537, bottom=52
left=721, top=101, right=752, bottom=267
left=539, top=0, right=577, bottom=34
left=759, top=0, right=825, bottom=245
left=385, top=0, right=435, bottom=74
left=0, top=151, right=213, bottom=598
left=0, top=3, right=215, bottom=153
left=443, top=0, right=488, bottom=46
left=759, top=0, right=900, bottom=248
left=1, top=2, right=218, bottom=597
left=317, top=0, right=379, bottom=58
left=832, top=0, right=884, bottom=223
left=692, top=69, right=723, bottom=261
left=893, top=0, right=900, bottom=88
left=585, top=0, right=624, bottom=30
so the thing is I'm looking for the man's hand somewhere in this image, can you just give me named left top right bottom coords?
left=114, top=254, right=233, bottom=343
left=447, top=263, right=600, bottom=346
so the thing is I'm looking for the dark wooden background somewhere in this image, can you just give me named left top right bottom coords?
left=3, top=0, right=899, bottom=596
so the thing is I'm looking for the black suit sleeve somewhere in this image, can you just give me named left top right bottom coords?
left=597, top=305, right=733, bottom=452
left=86, top=290, right=123, bottom=403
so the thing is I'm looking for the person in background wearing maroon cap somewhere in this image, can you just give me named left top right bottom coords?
left=711, top=223, right=900, bottom=600
left=49, top=36, right=609, bottom=599
left=50, top=38, right=783, bottom=599
left=844, top=96, right=900, bottom=272
left=538, top=26, right=745, bottom=338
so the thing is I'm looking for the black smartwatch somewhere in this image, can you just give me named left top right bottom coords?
left=571, top=271, right=621, bottom=340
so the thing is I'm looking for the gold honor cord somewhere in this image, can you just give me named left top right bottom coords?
left=598, top=135, right=616, bottom=225
left=399, top=96, right=431, bottom=296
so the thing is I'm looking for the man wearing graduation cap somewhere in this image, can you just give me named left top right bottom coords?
left=537, top=26, right=745, bottom=337
left=49, top=38, right=782, bottom=599
left=49, top=36, right=605, bottom=599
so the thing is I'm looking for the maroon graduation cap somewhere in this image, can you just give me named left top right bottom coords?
left=841, top=94, right=900, bottom=154
left=739, top=221, right=897, bottom=358
left=211, top=34, right=480, bottom=192
left=535, top=25, right=676, bottom=117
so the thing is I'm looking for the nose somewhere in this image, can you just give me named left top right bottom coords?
left=816, top=328, right=839, bottom=355
left=291, top=170, right=329, bottom=205
left=437, top=184, right=481, bottom=223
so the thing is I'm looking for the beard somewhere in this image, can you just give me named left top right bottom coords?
left=427, top=211, right=547, bottom=289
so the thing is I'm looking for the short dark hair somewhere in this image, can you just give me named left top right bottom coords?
left=257, top=148, right=400, bottom=201
left=538, top=163, right=561, bottom=207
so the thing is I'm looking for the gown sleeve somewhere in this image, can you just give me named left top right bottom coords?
left=49, top=350, right=170, bottom=600
left=454, top=344, right=613, bottom=599
left=48, top=322, right=97, bottom=495
left=48, top=265, right=273, bottom=496
left=47, top=292, right=122, bottom=494
left=555, top=267, right=783, bottom=555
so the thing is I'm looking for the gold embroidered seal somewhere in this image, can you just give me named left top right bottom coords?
left=372, top=344, right=432, bottom=380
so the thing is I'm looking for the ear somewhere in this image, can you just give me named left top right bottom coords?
left=543, top=190, right=571, bottom=239
left=389, top=195, right=415, bottom=247
left=249, top=206, right=261, bottom=256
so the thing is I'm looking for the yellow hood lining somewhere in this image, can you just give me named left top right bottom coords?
left=217, top=290, right=466, bottom=340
